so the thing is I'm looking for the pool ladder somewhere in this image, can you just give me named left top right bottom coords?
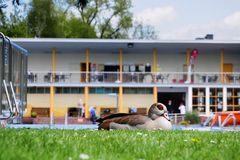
left=0, top=80, right=19, bottom=121
left=219, top=113, right=236, bottom=129
left=207, top=113, right=236, bottom=129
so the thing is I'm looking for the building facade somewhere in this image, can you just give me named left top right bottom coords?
left=13, top=38, right=240, bottom=118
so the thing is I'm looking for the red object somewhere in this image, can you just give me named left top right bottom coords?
left=210, top=112, right=240, bottom=127
left=191, top=49, right=198, bottom=59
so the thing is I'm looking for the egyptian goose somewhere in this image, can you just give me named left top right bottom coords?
left=96, top=103, right=172, bottom=130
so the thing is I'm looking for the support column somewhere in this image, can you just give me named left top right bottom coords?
left=119, top=48, right=123, bottom=82
left=205, top=87, right=210, bottom=115
left=186, top=48, right=191, bottom=66
left=84, top=86, right=89, bottom=118
left=223, top=87, right=227, bottom=111
left=0, top=34, right=5, bottom=114
left=153, top=48, right=157, bottom=103
left=187, top=86, right=192, bottom=112
left=220, top=48, right=224, bottom=83
left=119, top=48, right=123, bottom=112
left=50, top=48, right=56, bottom=121
left=85, top=48, right=89, bottom=118
left=119, top=86, right=123, bottom=112
left=86, top=48, right=89, bottom=83
left=186, top=48, right=191, bottom=83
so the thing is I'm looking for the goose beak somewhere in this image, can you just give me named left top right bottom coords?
left=163, top=112, right=171, bottom=121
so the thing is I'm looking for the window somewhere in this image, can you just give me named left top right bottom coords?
left=227, top=88, right=240, bottom=111
left=89, top=87, right=119, bottom=94
left=28, top=87, right=84, bottom=94
left=123, top=88, right=153, bottom=94
left=192, top=88, right=206, bottom=112
left=210, top=88, right=223, bottom=112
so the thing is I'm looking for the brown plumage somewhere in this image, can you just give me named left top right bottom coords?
left=96, top=103, right=172, bottom=130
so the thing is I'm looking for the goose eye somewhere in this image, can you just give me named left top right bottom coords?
left=157, top=104, right=163, bottom=110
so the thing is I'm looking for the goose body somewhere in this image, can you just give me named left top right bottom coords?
left=97, top=103, right=172, bottom=130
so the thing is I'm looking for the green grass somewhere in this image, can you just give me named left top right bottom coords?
left=0, top=129, right=240, bottom=160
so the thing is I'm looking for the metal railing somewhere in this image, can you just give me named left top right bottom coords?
left=27, top=71, right=240, bottom=85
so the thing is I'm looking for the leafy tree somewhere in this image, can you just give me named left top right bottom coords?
left=66, top=0, right=133, bottom=39
left=2, top=9, right=29, bottom=37
left=27, top=0, right=61, bottom=37
left=131, top=21, right=159, bottom=40
left=65, top=17, right=96, bottom=38
left=0, top=1, right=29, bottom=37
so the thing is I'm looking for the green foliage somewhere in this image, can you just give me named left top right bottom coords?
left=0, top=3, right=30, bottom=37
left=66, top=18, right=97, bottom=38
left=1, top=0, right=158, bottom=39
left=0, top=129, right=239, bottom=160
left=31, top=112, right=37, bottom=118
left=68, top=0, right=133, bottom=39
left=27, top=0, right=60, bottom=37
left=184, top=112, right=200, bottom=124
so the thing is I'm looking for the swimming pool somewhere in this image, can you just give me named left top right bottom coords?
left=6, top=124, right=98, bottom=130
left=5, top=124, right=240, bottom=131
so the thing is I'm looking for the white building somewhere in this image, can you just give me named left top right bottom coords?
left=13, top=38, right=240, bottom=118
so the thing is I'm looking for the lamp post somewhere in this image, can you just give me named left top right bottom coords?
left=108, top=93, right=119, bottom=112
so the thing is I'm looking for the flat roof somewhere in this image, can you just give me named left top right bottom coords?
left=12, top=38, right=240, bottom=54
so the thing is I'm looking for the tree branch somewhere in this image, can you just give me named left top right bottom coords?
left=100, top=11, right=118, bottom=38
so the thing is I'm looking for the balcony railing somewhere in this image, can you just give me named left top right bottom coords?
left=27, top=71, right=240, bottom=85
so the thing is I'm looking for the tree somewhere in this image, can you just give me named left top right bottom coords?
left=77, top=0, right=88, bottom=9
left=27, top=0, right=61, bottom=37
left=130, top=21, right=159, bottom=40
left=66, top=0, right=133, bottom=39
left=65, top=17, right=96, bottom=38
left=0, top=0, right=20, bottom=9
left=0, top=1, right=29, bottom=37
left=2, top=8, right=29, bottom=37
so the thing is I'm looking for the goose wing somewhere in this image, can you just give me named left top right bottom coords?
left=96, top=113, right=138, bottom=123
left=98, top=114, right=150, bottom=130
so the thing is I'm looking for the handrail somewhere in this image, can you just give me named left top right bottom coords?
left=211, top=113, right=237, bottom=129
left=0, top=80, right=13, bottom=120
left=26, top=71, right=240, bottom=85
left=27, top=71, right=240, bottom=74
left=202, top=113, right=215, bottom=126
left=221, top=113, right=236, bottom=129
left=0, top=80, right=19, bottom=120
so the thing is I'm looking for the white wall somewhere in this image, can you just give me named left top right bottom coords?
left=28, top=53, right=52, bottom=71
left=56, top=53, right=85, bottom=71
left=157, top=52, right=185, bottom=72
left=194, top=51, right=220, bottom=72
left=28, top=51, right=239, bottom=73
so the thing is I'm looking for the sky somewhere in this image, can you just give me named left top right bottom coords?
left=2, top=0, right=240, bottom=40
left=131, top=0, right=240, bottom=40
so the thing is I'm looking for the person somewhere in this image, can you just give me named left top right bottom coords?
left=178, top=102, right=186, bottom=115
left=166, top=100, right=173, bottom=114
left=90, top=107, right=97, bottom=124
left=217, top=100, right=223, bottom=112
left=78, top=99, right=85, bottom=118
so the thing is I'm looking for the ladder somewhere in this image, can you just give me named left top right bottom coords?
left=0, top=80, right=19, bottom=122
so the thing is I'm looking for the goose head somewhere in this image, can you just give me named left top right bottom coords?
left=148, top=103, right=170, bottom=121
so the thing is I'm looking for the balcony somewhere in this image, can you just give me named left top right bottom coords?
left=27, top=71, right=240, bottom=86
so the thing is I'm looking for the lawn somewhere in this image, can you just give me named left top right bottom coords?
left=0, top=129, right=239, bottom=160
